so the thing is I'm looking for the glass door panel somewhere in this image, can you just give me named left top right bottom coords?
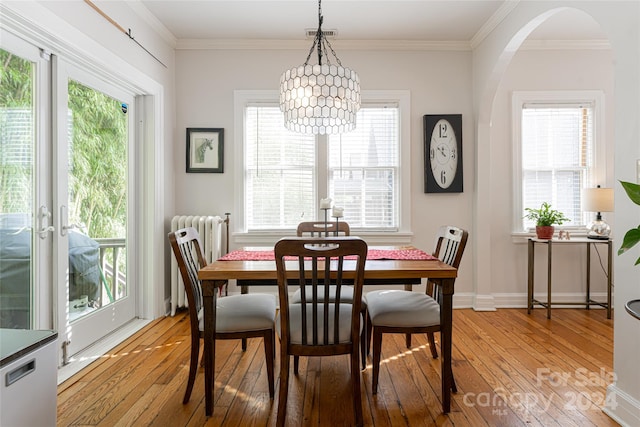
left=0, top=47, right=35, bottom=328
left=66, top=80, right=129, bottom=322
left=55, top=59, right=136, bottom=362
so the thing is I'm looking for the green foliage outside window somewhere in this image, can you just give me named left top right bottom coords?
left=1, top=48, right=127, bottom=242
left=67, top=80, right=127, bottom=240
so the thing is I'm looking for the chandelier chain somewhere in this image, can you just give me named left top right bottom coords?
left=302, top=0, right=342, bottom=67
left=279, top=0, right=361, bottom=134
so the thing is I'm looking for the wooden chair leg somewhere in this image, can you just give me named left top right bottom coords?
left=405, top=333, right=412, bottom=348
left=264, top=330, right=275, bottom=398
left=294, top=355, right=299, bottom=375
left=242, top=338, right=247, bottom=351
left=360, top=314, right=367, bottom=370
left=273, top=329, right=277, bottom=357
left=351, top=351, right=364, bottom=426
left=365, top=311, right=372, bottom=356
left=427, top=332, right=439, bottom=358
left=183, top=337, right=200, bottom=404
left=276, top=354, right=290, bottom=427
left=372, top=328, right=383, bottom=394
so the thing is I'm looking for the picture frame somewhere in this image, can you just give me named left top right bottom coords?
left=186, top=128, right=224, bottom=173
left=424, top=114, right=463, bottom=193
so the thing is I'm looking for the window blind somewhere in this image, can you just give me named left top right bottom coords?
left=245, top=105, right=316, bottom=230
left=244, top=102, right=401, bottom=231
left=521, top=103, right=594, bottom=229
left=328, top=106, right=399, bottom=230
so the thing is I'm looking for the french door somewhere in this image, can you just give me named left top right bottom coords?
left=54, top=58, right=137, bottom=363
left=0, top=31, right=52, bottom=330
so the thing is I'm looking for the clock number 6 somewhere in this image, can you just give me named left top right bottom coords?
left=440, top=170, right=446, bottom=184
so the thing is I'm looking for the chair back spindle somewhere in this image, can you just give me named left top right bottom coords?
left=429, top=225, right=468, bottom=302
left=170, top=228, right=206, bottom=327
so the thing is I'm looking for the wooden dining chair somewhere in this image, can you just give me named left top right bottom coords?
left=293, top=220, right=368, bottom=369
left=364, top=225, right=468, bottom=396
left=168, top=227, right=276, bottom=405
left=274, top=237, right=368, bottom=427
left=296, top=220, right=350, bottom=237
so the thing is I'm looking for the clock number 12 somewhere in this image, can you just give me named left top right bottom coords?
left=439, top=122, right=448, bottom=138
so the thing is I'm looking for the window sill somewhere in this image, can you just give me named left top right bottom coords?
left=232, top=231, right=414, bottom=247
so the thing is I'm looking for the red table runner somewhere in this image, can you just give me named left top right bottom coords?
left=218, top=248, right=436, bottom=261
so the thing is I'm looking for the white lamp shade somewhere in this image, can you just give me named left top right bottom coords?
left=279, top=64, right=361, bottom=135
left=582, top=187, right=614, bottom=212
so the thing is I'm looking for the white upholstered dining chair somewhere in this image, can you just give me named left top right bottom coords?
left=274, top=236, right=368, bottom=427
left=168, top=227, right=276, bottom=405
left=364, top=225, right=468, bottom=396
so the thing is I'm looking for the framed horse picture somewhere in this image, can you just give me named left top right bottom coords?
left=186, top=128, right=224, bottom=173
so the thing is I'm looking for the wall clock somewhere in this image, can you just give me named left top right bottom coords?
left=424, top=114, right=463, bottom=193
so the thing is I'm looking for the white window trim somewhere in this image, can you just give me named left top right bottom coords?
left=511, top=90, right=606, bottom=236
left=233, top=89, right=412, bottom=245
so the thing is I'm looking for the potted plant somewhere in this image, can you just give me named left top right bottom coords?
left=524, top=202, right=570, bottom=240
left=619, top=181, right=640, bottom=320
left=619, top=181, right=640, bottom=265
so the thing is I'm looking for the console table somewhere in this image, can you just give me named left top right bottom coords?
left=527, top=238, right=612, bottom=319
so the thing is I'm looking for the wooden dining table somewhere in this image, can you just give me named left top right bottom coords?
left=197, top=245, right=458, bottom=416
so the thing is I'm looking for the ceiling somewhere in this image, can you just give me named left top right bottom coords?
left=132, top=0, right=608, bottom=45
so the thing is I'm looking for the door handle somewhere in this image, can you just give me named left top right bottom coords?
left=37, top=205, right=55, bottom=239
left=59, top=205, right=84, bottom=235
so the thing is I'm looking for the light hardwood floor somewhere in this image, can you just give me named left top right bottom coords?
left=57, top=308, right=619, bottom=426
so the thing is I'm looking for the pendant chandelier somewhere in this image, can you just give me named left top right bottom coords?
left=279, top=0, right=361, bottom=135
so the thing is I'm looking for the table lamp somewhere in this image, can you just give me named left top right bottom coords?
left=582, top=185, right=614, bottom=240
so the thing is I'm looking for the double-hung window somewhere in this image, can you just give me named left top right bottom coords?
left=236, top=90, right=409, bottom=234
left=513, top=91, right=605, bottom=232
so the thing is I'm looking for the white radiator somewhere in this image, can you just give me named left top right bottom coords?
left=170, top=215, right=225, bottom=316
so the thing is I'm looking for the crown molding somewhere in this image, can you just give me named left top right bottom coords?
left=175, top=37, right=610, bottom=52
left=470, top=0, right=520, bottom=49
left=175, top=38, right=471, bottom=51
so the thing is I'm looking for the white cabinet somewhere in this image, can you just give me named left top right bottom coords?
left=0, top=329, right=58, bottom=427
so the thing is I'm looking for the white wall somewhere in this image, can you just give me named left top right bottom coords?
left=174, top=47, right=477, bottom=299
left=490, top=47, right=615, bottom=304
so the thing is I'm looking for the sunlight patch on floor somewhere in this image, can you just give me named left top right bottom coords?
left=362, top=342, right=434, bottom=370
left=57, top=318, right=152, bottom=384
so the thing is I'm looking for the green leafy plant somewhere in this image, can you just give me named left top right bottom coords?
left=524, top=202, right=569, bottom=227
left=618, top=180, right=640, bottom=265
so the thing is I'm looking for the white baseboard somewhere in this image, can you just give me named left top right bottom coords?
left=604, top=384, right=640, bottom=427
left=200, top=290, right=610, bottom=311
left=471, top=294, right=497, bottom=311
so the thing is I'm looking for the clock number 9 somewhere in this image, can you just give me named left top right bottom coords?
left=440, top=170, right=446, bottom=185
left=439, top=123, right=448, bottom=138
left=430, top=147, right=435, bottom=160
